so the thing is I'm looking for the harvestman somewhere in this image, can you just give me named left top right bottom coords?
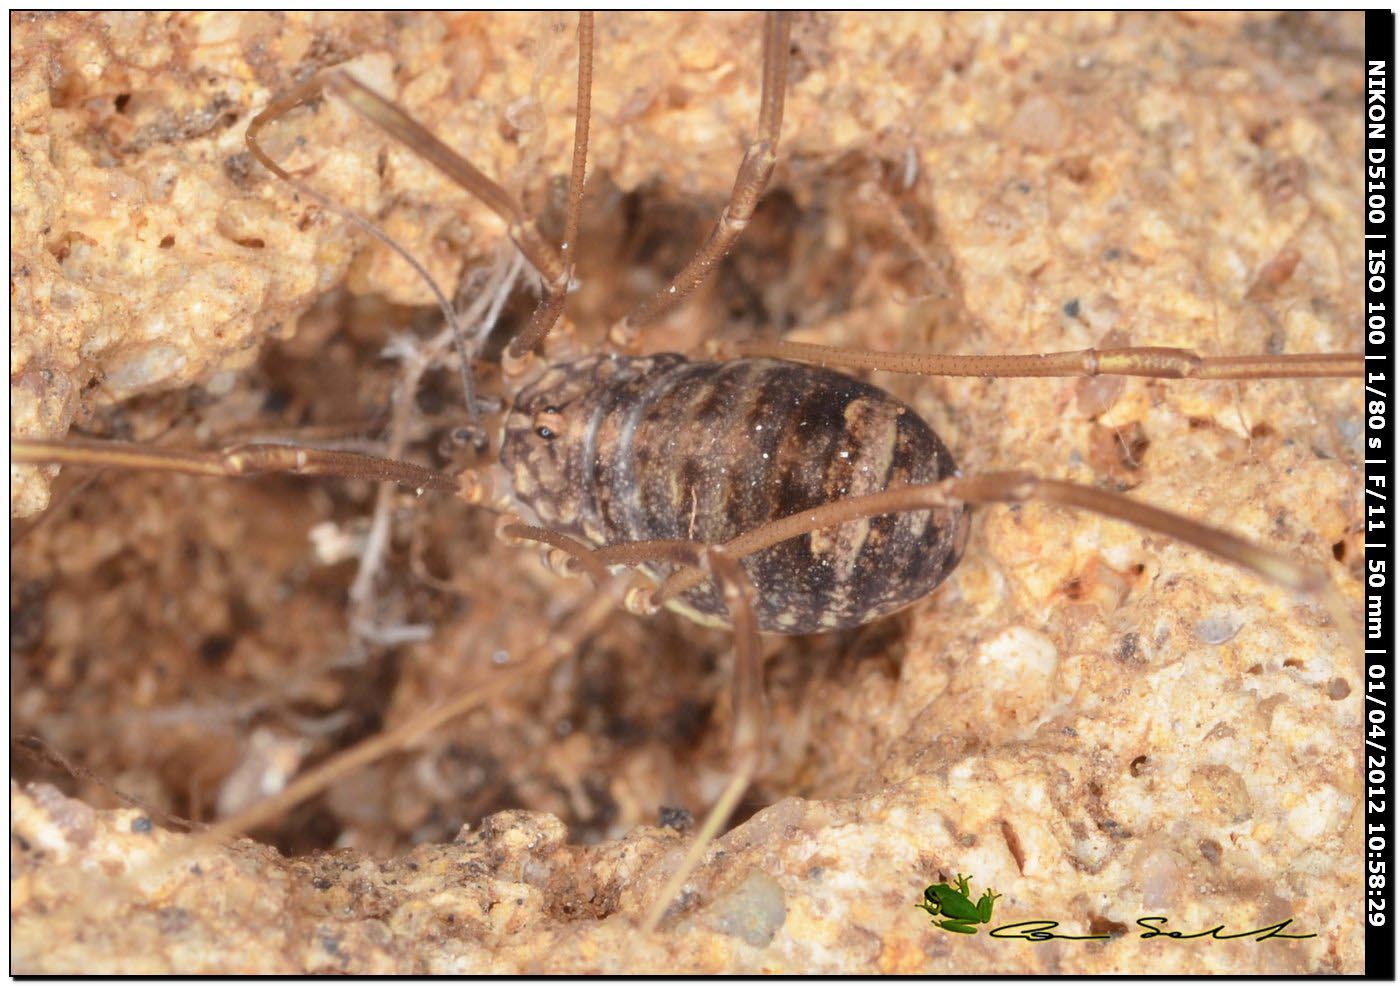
left=12, top=12, right=1363, bottom=936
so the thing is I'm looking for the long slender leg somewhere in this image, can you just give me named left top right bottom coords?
left=636, top=549, right=764, bottom=938
left=250, top=71, right=568, bottom=291
left=580, top=542, right=766, bottom=936
left=246, top=75, right=487, bottom=427
left=105, top=587, right=622, bottom=904
left=608, top=12, right=792, bottom=349
left=502, top=529, right=772, bottom=934
left=246, top=55, right=574, bottom=425
left=498, top=519, right=613, bottom=585
left=727, top=339, right=1363, bottom=380
left=642, top=472, right=1350, bottom=633
left=508, top=12, right=595, bottom=361
left=11, top=437, right=461, bottom=494
left=451, top=522, right=771, bottom=934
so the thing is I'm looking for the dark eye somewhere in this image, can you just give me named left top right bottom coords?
left=533, top=406, right=565, bottom=441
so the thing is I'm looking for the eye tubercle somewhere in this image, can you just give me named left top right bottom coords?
left=533, top=408, right=566, bottom=440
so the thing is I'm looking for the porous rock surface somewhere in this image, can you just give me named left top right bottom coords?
left=11, top=11, right=1363, bottom=974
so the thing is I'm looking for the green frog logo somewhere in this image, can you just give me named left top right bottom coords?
left=918, top=873, right=1002, bottom=935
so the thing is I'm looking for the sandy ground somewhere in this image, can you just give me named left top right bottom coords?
left=11, top=11, right=1364, bottom=973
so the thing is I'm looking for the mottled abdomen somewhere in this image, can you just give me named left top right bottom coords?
left=501, top=355, right=969, bottom=634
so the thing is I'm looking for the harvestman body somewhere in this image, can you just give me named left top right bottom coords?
left=501, top=353, right=968, bottom=634
left=11, top=12, right=1363, bottom=938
